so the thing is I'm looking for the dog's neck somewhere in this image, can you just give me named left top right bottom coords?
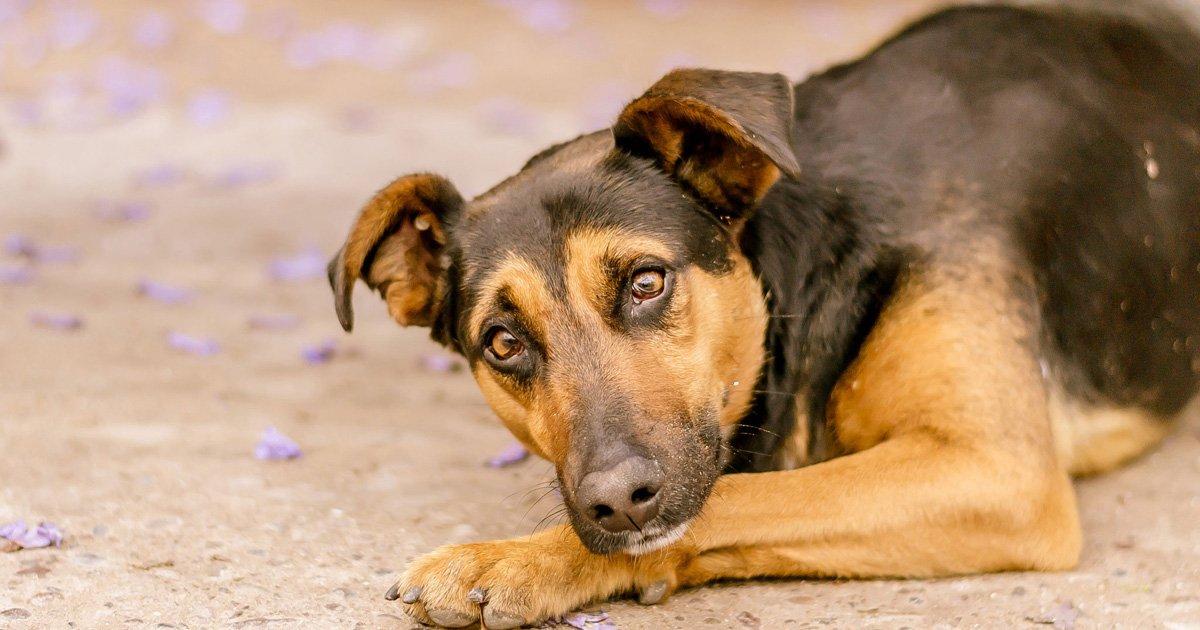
left=725, top=175, right=899, bottom=473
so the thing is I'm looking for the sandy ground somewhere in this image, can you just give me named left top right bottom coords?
left=1, top=1, right=1199, bottom=628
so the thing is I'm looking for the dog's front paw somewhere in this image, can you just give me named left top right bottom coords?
left=387, top=525, right=681, bottom=628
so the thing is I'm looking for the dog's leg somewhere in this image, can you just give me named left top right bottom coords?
left=678, top=269, right=1082, bottom=584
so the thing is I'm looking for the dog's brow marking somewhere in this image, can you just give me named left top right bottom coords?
left=469, top=253, right=554, bottom=344
left=563, top=228, right=673, bottom=319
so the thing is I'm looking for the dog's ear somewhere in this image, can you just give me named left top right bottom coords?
left=328, top=174, right=464, bottom=332
left=613, top=68, right=800, bottom=223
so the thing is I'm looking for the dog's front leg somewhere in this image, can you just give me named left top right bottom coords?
left=390, top=524, right=690, bottom=628
left=679, top=271, right=1083, bottom=586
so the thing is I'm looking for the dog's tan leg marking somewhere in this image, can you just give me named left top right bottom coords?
left=394, top=525, right=686, bottom=628
left=1049, top=387, right=1174, bottom=476
left=678, top=270, right=1082, bottom=582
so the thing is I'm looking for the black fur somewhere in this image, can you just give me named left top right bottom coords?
left=726, top=4, right=1200, bottom=471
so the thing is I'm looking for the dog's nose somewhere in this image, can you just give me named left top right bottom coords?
left=575, top=456, right=664, bottom=533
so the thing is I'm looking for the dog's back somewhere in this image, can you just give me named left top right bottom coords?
left=752, top=4, right=1200, bottom=473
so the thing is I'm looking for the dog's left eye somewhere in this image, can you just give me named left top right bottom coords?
left=485, top=326, right=525, bottom=363
left=630, top=269, right=666, bottom=302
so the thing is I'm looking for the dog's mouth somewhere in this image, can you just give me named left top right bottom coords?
left=618, top=522, right=691, bottom=556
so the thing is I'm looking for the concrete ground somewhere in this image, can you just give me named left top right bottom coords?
left=1, top=1, right=1198, bottom=628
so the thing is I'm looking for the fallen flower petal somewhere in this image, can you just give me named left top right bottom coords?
left=213, top=162, right=281, bottom=189
left=4, top=234, right=79, bottom=264
left=562, top=611, right=615, bottom=630
left=247, top=313, right=301, bottom=330
left=1, top=520, right=63, bottom=550
left=96, top=200, right=152, bottom=223
left=268, top=249, right=325, bottom=282
left=133, top=163, right=186, bottom=187
left=485, top=442, right=530, bottom=468
left=419, top=352, right=462, bottom=373
left=0, top=265, right=34, bottom=284
left=301, top=339, right=337, bottom=364
left=187, top=89, right=232, bottom=127
left=167, top=331, right=220, bottom=356
left=254, top=426, right=302, bottom=460
left=30, top=311, right=83, bottom=330
left=136, top=279, right=193, bottom=304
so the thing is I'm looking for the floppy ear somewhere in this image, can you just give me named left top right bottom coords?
left=613, top=68, right=800, bottom=223
left=328, top=174, right=464, bottom=332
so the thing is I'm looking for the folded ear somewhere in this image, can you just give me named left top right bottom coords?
left=328, top=174, right=464, bottom=332
left=613, top=68, right=800, bottom=223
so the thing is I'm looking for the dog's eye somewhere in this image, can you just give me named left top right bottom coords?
left=485, top=327, right=525, bottom=362
left=630, top=269, right=665, bottom=302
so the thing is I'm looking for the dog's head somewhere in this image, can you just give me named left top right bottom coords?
left=330, top=69, right=798, bottom=554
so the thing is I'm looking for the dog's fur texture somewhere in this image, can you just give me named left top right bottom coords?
left=329, top=5, right=1200, bottom=627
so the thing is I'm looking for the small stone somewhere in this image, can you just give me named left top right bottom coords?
left=1, top=608, right=31, bottom=619
left=737, top=610, right=762, bottom=627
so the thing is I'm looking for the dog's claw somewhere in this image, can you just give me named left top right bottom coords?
left=638, top=579, right=669, bottom=605
left=384, top=583, right=401, bottom=601
left=467, top=586, right=488, bottom=604
left=400, top=586, right=422, bottom=604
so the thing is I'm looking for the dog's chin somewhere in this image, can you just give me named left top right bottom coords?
left=572, top=519, right=693, bottom=556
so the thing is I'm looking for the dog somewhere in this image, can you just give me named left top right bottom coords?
left=328, top=4, right=1200, bottom=627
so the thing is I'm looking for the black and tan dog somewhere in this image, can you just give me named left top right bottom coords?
left=328, top=4, right=1200, bottom=628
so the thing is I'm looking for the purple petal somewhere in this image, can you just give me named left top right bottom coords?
left=95, top=200, right=151, bottom=223
left=485, top=442, right=529, bottom=468
left=0, top=0, right=32, bottom=27
left=0, top=520, right=60, bottom=549
left=0, top=265, right=34, bottom=284
left=477, top=97, right=539, bottom=137
left=198, top=0, right=245, bottom=35
left=562, top=611, right=612, bottom=630
left=51, top=4, right=98, bottom=49
left=407, top=52, right=476, bottom=94
left=641, top=0, right=689, bottom=18
left=212, top=162, right=280, bottom=189
left=7, top=233, right=82, bottom=264
left=301, top=339, right=337, bottom=365
left=30, top=311, right=83, bottom=331
left=136, top=279, right=193, bottom=304
left=254, top=426, right=302, bottom=460
left=132, top=10, right=174, bottom=49
left=187, top=89, right=232, bottom=127
left=10, top=99, right=44, bottom=127
left=94, top=56, right=166, bottom=118
left=167, top=331, right=220, bottom=356
left=132, top=163, right=186, bottom=188
left=1038, top=601, right=1080, bottom=630
left=418, top=352, right=462, bottom=374
left=247, top=313, right=301, bottom=331
left=268, top=249, right=325, bottom=282
left=510, top=0, right=575, bottom=33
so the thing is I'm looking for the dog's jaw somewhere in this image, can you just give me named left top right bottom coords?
left=620, top=522, right=690, bottom=556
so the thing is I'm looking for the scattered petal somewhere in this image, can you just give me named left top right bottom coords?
left=0, top=520, right=63, bottom=550
left=50, top=4, right=98, bottom=49
left=641, top=0, right=689, bottom=18
left=247, top=313, right=301, bottom=331
left=198, top=0, right=246, bottom=35
left=95, top=200, right=152, bottom=223
left=30, top=311, right=83, bottom=331
left=407, top=52, right=476, bottom=94
left=1029, top=601, right=1080, bottom=630
left=133, top=163, right=187, bottom=188
left=477, top=96, right=539, bottom=137
left=95, top=56, right=166, bottom=118
left=187, top=89, right=232, bottom=127
left=562, top=611, right=615, bottom=630
left=301, top=339, right=337, bottom=364
left=499, top=0, right=575, bottom=33
left=167, top=331, right=220, bottom=356
left=268, top=249, right=325, bottom=282
left=254, top=426, right=302, bottom=460
left=4, top=234, right=79, bottom=264
left=0, top=265, right=34, bottom=284
left=485, top=442, right=529, bottom=468
left=132, top=10, right=174, bottom=49
left=211, top=161, right=280, bottom=189
left=136, top=279, right=194, bottom=304
left=418, top=352, right=462, bottom=373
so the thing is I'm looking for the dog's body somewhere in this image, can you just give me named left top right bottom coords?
left=331, top=5, right=1200, bottom=627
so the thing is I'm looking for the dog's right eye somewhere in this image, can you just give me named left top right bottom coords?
left=485, top=326, right=525, bottom=364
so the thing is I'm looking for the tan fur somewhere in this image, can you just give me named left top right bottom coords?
left=1049, top=386, right=1175, bottom=476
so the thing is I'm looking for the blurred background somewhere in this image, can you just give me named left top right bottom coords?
left=2, top=1, right=1198, bottom=628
